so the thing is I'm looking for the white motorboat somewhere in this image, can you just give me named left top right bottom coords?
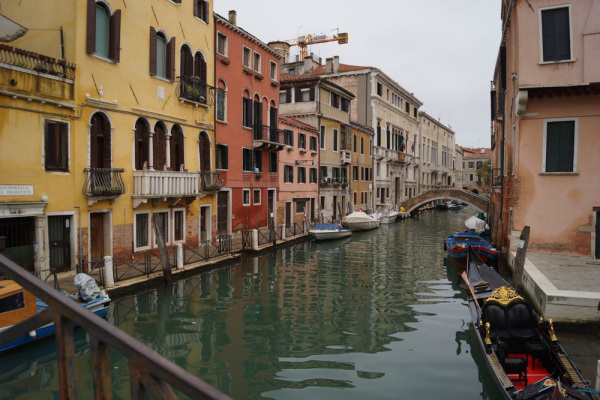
left=309, top=223, right=352, bottom=240
left=370, top=210, right=399, bottom=224
left=342, top=211, right=380, bottom=231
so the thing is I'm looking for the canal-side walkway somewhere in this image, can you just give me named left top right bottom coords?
left=507, top=231, right=600, bottom=323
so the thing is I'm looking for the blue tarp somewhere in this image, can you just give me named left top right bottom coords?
left=313, top=223, right=346, bottom=231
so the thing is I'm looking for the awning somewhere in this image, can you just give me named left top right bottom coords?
left=0, top=14, right=28, bottom=42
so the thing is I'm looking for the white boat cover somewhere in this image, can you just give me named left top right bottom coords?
left=343, top=211, right=378, bottom=224
left=465, top=216, right=489, bottom=234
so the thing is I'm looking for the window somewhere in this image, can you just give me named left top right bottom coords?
left=298, top=167, right=306, bottom=184
left=150, top=28, right=175, bottom=80
left=377, top=123, right=381, bottom=147
left=253, top=189, right=261, bottom=205
left=279, top=89, right=291, bottom=104
left=134, top=212, right=150, bottom=250
left=283, top=129, right=294, bottom=146
left=242, top=148, right=253, bottom=172
left=361, top=167, right=364, bottom=181
left=476, top=161, right=483, bottom=169
left=254, top=149, right=262, bottom=172
left=376, top=82, right=382, bottom=96
left=253, top=52, right=261, bottom=73
left=309, top=168, right=317, bottom=183
left=331, top=92, right=340, bottom=108
left=320, top=126, right=325, bottom=149
left=353, top=166, right=358, bottom=181
left=353, top=135, right=357, bottom=153
left=544, top=119, right=576, bottom=172
left=242, top=47, right=251, bottom=68
left=216, top=144, right=228, bottom=169
left=310, top=136, right=317, bottom=152
left=153, top=122, right=167, bottom=170
left=333, top=129, right=338, bottom=152
left=242, top=95, right=252, bottom=128
left=44, top=119, right=69, bottom=172
left=341, top=98, right=349, bottom=113
left=90, top=112, right=111, bottom=169
left=298, top=133, right=306, bottom=149
left=541, top=6, right=571, bottom=62
left=469, top=174, right=474, bottom=182
left=86, top=1, right=121, bottom=62
left=270, top=61, right=277, bottom=80
left=216, top=32, right=227, bottom=56
left=243, top=189, right=250, bottom=205
left=269, top=152, right=278, bottom=173
left=369, top=140, right=372, bottom=156
left=320, top=166, right=328, bottom=181
left=216, top=87, right=226, bottom=122
left=468, top=162, right=474, bottom=168
left=153, top=212, right=169, bottom=246
left=193, top=0, right=209, bottom=23
left=173, top=209, right=185, bottom=242
left=296, top=200, right=306, bottom=214
left=405, top=102, right=410, bottom=114
left=284, top=165, right=294, bottom=183
left=170, top=125, right=184, bottom=171
left=360, top=137, right=364, bottom=154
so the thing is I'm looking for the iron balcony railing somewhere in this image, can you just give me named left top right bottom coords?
left=199, top=171, right=223, bottom=192
left=253, top=124, right=284, bottom=144
left=0, top=43, right=75, bottom=80
left=83, top=168, right=127, bottom=197
left=177, top=75, right=215, bottom=106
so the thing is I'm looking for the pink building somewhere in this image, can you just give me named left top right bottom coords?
left=278, top=116, right=319, bottom=226
left=214, top=12, right=284, bottom=233
left=491, top=0, right=600, bottom=257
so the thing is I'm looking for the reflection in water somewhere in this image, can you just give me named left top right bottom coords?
left=0, top=206, right=510, bottom=399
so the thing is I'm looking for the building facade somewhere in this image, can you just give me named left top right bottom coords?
left=461, top=148, right=491, bottom=193
left=0, top=0, right=218, bottom=277
left=418, top=112, right=456, bottom=192
left=491, top=0, right=600, bottom=257
left=214, top=12, right=283, bottom=233
left=349, top=122, right=374, bottom=211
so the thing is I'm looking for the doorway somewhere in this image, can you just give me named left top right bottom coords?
left=48, top=215, right=71, bottom=273
left=199, top=205, right=211, bottom=241
left=268, top=189, right=275, bottom=228
left=332, top=195, right=337, bottom=221
left=285, top=202, right=292, bottom=227
left=89, top=213, right=105, bottom=262
left=217, top=191, right=229, bottom=234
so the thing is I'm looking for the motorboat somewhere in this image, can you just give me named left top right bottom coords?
left=462, top=246, right=595, bottom=399
left=445, top=231, right=497, bottom=267
left=342, top=211, right=380, bottom=231
left=370, top=210, right=399, bottom=224
left=0, top=278, right=111, bottom=352
left=309, top=223, right=352, bottom=240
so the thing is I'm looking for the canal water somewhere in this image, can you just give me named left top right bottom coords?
left=0, top=206, right=597, bottom=399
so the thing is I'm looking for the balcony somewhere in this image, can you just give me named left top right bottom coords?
left=374, top=146, right=386, bottom=160
left=398, top=152, right=414, bottom=166
left=199, top=171, right=223, bottom=192
left=132, top=170, right=200, bottom=208
left=340, top=150, right=351, bottom=165
left=83, top=168, right=127, bottom=206
left=253, top=125, right=285, bottom=151
left=177, top=75, right=215, bottom=106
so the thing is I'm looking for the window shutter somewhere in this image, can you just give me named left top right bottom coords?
left=309, top=86, right=315, bottom=101
left=86, top=0, right=96, bottom=54
left=202, top=1, right=209, bottom=23
left=166, top=37, right=176, bottom=81
left=45, top=121, right=56, bottom=169
left=200, top=56, right=207, bottom=83
left=58, top=122, right=68, bottom=170
left=295, top=87, right=302, bottom=102
left=108, top=9, right=121, bottom=62
left=102, top=116, right=111, bottom=168
left=223, top=146, right=228, bottom=170
left=286, top=88, right=291, bottom=103
left=193, top=0, right=199, bottom=18
left=149, top=27, right=157, bottom=75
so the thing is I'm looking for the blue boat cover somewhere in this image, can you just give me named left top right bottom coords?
left=313, top=223, right=346, bottom=231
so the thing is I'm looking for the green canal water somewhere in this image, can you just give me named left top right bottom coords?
left=0, top=206, right=597, bottom=399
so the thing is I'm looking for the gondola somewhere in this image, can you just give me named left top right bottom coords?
left=445, top=231, right=497, bottom=267
left=462, top=246, right=597, bottom=400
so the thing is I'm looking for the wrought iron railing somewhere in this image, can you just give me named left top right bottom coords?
left=0, top=43, right=76, bottom=80
left=177, top=75, right=215, bottom=106
left=0, top=253, right=231, bottom=400
left=83, top=168, right=127, bottom=197
left=200, top=171, right=223, bottom=192
left=284, top=221, right=305, bottom=238
left=253, top=125, right=283, bottom=144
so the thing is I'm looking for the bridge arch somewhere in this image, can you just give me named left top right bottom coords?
left=400, top=189, right=490, bottom=214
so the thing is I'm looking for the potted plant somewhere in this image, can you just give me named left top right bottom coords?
left=333, top=182, right=340, bottom=188
left=341, top=181, right=348, bottom=189
left=286, top=146, right=293, bottom=151
left=299, top=149, right=306, bottom=154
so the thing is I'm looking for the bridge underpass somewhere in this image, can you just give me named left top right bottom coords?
left=399, top=189, right=491, bottom=215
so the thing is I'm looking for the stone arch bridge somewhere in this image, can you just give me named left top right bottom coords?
left=400, top=189, right=491, bottom=214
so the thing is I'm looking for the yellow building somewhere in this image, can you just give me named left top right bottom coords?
left=349, top=122, right=374, bottom=211
left=0, top=0, right=217, bottom=278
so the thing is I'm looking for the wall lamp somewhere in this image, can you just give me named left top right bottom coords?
left=295, top=160, right=314, bottom=166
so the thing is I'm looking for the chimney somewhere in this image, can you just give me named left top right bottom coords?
left=303, top=55, right=312, bottom=75
left=333, top=56, right=339, bottom=73
left=325, top=57, right=333, bottom=73
left=228, top=10, right=237, bottom=26
left=481, top=148, right=485, bottom=154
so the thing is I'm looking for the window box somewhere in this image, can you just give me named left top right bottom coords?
left=299, top=149, right=306, bottom=154
left=333, top=182, right=340, bottom=188
left=254, top=172, right=262, bottom=179
left=93, top=186, right=122, bottom=196
left=286, top=146, right=293, bottom=151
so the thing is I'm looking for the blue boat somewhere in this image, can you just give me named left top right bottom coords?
left=0, top=280, right=110, bottom=352
left=309, top=223, right=352, bottom=240
left=445, top=231, right=497, bottom=268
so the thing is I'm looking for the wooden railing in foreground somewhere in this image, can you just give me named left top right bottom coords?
left=0, top=253, right=231, bottom=400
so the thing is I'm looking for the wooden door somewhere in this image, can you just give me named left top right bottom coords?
left=90, top=213, right=104, bottom=262
left=217, top=191, right=228, bottom=234
left=310, top=198, right=315, bottom=222
left=199, top=132, right=211, bottom=172
left=48, top=216, right=71, bottom=273
left=332, top=196, right=337, bottom=220
left=285, top=202, right=292, bottom=227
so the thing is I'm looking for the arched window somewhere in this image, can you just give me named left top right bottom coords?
left=150, top=28, right=175, bottom=80
left=194, top=51, right=206, bottom=82
left=86, top=0, right=121, bottom=62
left=242, top=90, right=252, bottom=128
left=216, top=80, right=227, bottom=122
left=156, top=33, right=167, bottom=78
left=180, top=45, right=193, bottom=78
left=90, top=112, right=111, bottom=168
left=199, top=132, right=211, bottom=172
left=134, top=119, right=149, bottom=170
left=153, top=122, right=167, bottom=170
left=171, top=125, right=184, bottom=171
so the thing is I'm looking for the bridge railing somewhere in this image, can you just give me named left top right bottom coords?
left=0, top=253, right=231, bottom=400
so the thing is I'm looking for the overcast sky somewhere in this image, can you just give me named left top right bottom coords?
left=214, top=0, right=502, bottom=148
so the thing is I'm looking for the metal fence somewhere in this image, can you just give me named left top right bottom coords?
left=285, top=221, right=305, bottom=238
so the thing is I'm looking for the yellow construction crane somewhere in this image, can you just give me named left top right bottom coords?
left=286, top=32, right=348, bottom=61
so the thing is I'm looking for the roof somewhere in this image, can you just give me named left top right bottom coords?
left=312, top=63, right=372, bottom=76
left=279, top=115, right=318, bottom=133
left=461, top=147, right=491, bottom=158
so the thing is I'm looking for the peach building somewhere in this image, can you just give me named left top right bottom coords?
left=490, top=0, right=600, bottom=257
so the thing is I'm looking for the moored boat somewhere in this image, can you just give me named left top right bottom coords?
left=462, top=246, right=596, bottom=400
left=309, top=223, right=352, bottom=240
left=0, top=279, right=111, bottom=352
left=342, top=211, right=379, bottom=231
left=445, top=231, right=497, bottom=267
left=370, top=210, right=399, bottom=224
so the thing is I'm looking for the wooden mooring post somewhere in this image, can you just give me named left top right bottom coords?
left=512, top=226, right=530, bottom=292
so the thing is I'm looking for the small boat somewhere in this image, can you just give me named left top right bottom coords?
left=462, top=246, right=595, bottom=399
left=445, top=231, right=497, bottom=267
left=342, top=211, right=379, bottom=231
left=436, top=203, right=449, bottom=211
left=309, top=223, right=352, bottom=240
left=370, top=210, right=399, bottom=224
left=0, top=279, right=111, bottom=352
